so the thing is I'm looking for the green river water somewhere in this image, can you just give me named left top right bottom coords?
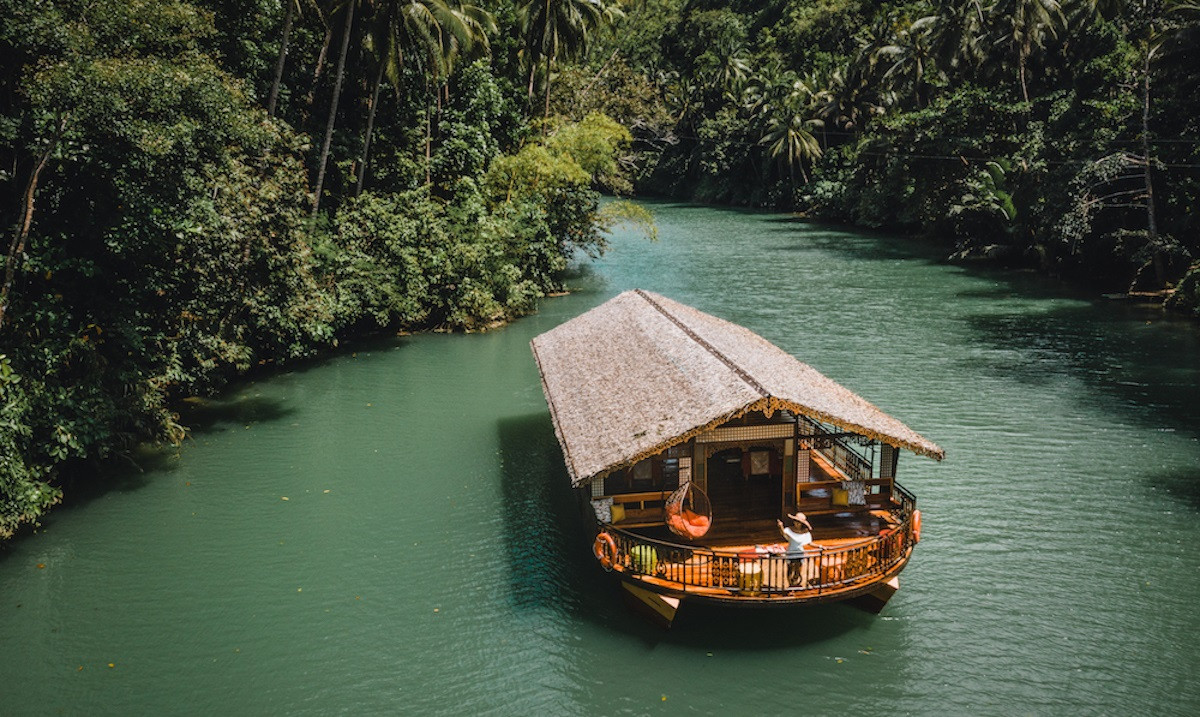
left=3, top=202, right=1200, bottom=715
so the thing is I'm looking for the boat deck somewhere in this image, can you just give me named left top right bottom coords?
left=609, top=508, right=911, bottom=605
left=627, top=510, right=898, bottom=553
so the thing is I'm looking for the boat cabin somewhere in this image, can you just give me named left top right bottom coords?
left=531, top=290, right=943, bottom=624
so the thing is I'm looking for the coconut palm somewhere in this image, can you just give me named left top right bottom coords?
left=742, top=61, right=802, bottom=124
left=266, top=0, right=310, bottom=118
left=519, top=0, right=622, bottom=122
left=991, top=0, right=1065, bottom=103
left=926, top=0, right=987, bottom=78
left=312, top=0, right=357, bottom=214
left=702, top=36, right=752, bottom=101
left=812, top=66, right=880, bottom=133
left=876, top=15, right=937, bottom=108
left=357, top=0, right=494, bottom=193
left=760, top=110, right=823, bottom=185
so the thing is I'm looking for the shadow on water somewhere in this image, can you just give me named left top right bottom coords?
left=29, top=334, right=413, bottom=540
left=496, top=412, right=876, bottom=648
left=248, top=332, right=413, bottom=383
left=174, top=332, right=421, bottom=434
left=764, top=221, right=948, bottom=264
left=964, top=300, right=1200, bottom=512
left=35, top=444, right=181, bottom=531
left=965, top=306, right=1200, bottom=436
left=1145, top=465, right=1200, bottom=512
left=496, top=412, right=616, bottom=615
left=176, top=394, right=297, bottom=433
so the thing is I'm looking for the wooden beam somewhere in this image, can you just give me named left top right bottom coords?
left=846, top=576, right=899, bottom=614
left=620, top=581, right=682, bottom=628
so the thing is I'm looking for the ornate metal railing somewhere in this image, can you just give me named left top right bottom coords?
left=602, top=483, right=917, bottom=599
left=797, top=416, right=874, bottom=480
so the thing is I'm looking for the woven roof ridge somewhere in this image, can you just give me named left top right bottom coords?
left=633, top=288, right=769, bottom=398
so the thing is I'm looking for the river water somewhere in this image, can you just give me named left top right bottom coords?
left=2, top=202, right=1199, bottom=715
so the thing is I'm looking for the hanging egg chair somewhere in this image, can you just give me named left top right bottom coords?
left=664, top=481, right=712, bottom=540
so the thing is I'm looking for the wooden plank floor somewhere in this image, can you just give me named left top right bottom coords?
left=628, top=510, right=898, bottom=552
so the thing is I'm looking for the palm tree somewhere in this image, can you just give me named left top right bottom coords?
left=742, top=61, right=799, bottom=124
left=703, top=36, right=752, bottom=101
left=876, top=15, right=937, bottom=108
left=926, top=0, right=987, bottom=79
left=266, top=0, right=308, bottom=118
left=850, top=14, right=896, bottom=86
left=760, top=110, right=823, bottom=185
left=357, top=0, right=494, bottom=193
left=312, top=0, right=357, bottom=214
left=812, top=65, right=885, bottom=134
left=519, top=0, right=622, bottom=123
left=991, top=0, right=1065, bottom=103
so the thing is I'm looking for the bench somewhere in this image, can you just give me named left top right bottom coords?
left=609, top=490, right=672, bottom=528
left=797, top=477, right=895, bottom=516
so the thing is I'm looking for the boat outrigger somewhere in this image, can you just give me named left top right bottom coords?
left=531, top=290, right=943, bottom=627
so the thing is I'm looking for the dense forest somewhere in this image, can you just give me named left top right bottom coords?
left=1, top=0, right=1198, bottom=537
left=550, top=0, right=1198, bottom=300
left=0, top=0, right=648, bottom=536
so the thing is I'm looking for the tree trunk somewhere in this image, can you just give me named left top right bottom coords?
left=266, top=0, right=295, bottom=118
left=580, top=47, right=620, bottom=100
left=1141, top=36, right=1164, bottom=286
left=1019, top=37, right=1031, bottom=104
left=1, top=113, right=68, bottom=329
left=542, top=52, right=552, bottom=130
left=425, top=81, right=432, bottom=186
left=312, top=24, right=333, bottom=90
left=304, top=22, right=334, bottom=123
left=527, top=62, right=537, bottom=107
left=312, top=0, right=356, bottom=216
left=356, top=57, right=386, bottom=196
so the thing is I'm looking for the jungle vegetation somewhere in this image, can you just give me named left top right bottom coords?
left=2, top=0, right=1198, bottom=537
left=548, top=0, right=1199, bottom=306
left=0, top=0, right=643, bottom=537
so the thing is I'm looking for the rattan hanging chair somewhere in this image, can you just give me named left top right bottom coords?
left=664, top=481, right=712, bottom=540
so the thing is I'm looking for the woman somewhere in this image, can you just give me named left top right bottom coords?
left=777, top=512, right=814, bottom=587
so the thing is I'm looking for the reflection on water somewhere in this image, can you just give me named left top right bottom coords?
left=1, top=200, right=1199, bottom=715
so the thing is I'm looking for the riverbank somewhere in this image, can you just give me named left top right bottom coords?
left=558, top=1, right=1200, bottom=313
left=0, top=0, right=641, bottom=539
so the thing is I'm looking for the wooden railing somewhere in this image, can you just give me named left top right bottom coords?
left=797, top=416, right=874, bottom=480
left=603, top=483, right=917, bottom=599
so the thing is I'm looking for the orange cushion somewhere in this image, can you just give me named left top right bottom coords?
left=667, top=512, right=710, bottom=539
left=667, top=513, right=688, bottom=533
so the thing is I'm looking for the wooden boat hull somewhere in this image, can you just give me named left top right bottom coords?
left=581, top=491, right=913, bottom=624
left=612, top=551, right=909, bottom=610
left=619, top=581, right=682, bottom=628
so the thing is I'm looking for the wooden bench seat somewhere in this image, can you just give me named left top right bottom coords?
left=801, top=504, right=873, bottom=517
left=609, top=490, right=671, bottom=528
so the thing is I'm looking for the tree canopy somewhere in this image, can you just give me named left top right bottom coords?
left=0, top=0, right=636, bottom=537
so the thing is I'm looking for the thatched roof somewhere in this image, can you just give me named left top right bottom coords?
left=531, top=290, right=944, bottom=487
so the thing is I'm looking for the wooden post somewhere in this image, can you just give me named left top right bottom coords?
left=782, top=438, right=795, bottom=513
left=880, top=444, right=897, bottom=480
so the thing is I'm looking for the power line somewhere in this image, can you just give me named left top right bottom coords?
left=653, top=133, right=1200, bottom=168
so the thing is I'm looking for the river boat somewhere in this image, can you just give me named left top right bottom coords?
left=530, top=290, right=944, bottom=627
